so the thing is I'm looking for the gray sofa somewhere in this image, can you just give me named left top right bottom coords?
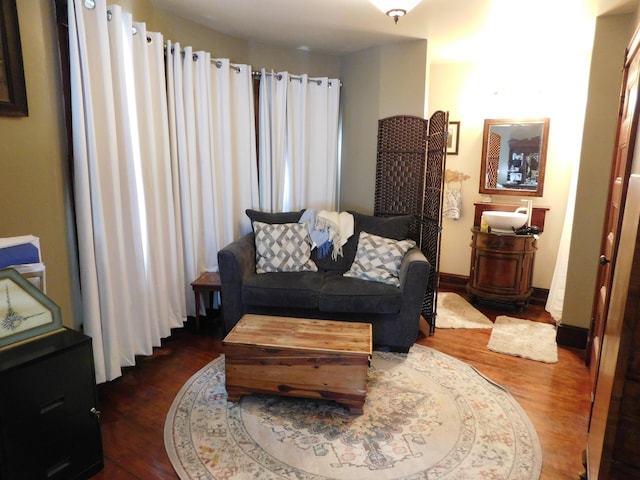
left=217, top=210, right=430, bottom=352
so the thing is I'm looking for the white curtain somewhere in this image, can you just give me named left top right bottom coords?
left=258, top=71, right=341, bottom=211
left=166, top=47, right=258, bottom=315
left=258, top=70, right=288, bottom=211
left=69, top=1, right=185, bottom=383
left=69, top=0, right=259, bottom=382
left=208, top=59, right=260, bottom=249
left=165, top=42, right=206, bottom=317
left=546, top=160, right=579, bottom=323
left=135, top=28, right=186, bottom=334
left=69, top=0, right=337, bottom=382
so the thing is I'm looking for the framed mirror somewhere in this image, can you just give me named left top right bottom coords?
left=479, top=118, right=550, bottom=197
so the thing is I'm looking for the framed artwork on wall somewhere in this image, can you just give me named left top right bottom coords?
left=0, top=268, right=63, bottom=349
left=447, top=121, right=460, bottom=155
left=0, top=0, right=28, bottom=116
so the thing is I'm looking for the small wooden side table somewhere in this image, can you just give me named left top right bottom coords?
left=191, top=272, right=222, bottom=332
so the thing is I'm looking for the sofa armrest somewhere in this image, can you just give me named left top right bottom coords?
left=398, top=246, right=431, bottom=321
left=217, top=233, right=256, bottom=333
left=399, top=247, right=430, bottom=290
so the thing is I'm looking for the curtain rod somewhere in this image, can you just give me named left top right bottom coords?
left=212, top=59, right=241, bottom=73
left=252, top=71, right=340, bottom=87
left=165, top=46, right=242, bottom=73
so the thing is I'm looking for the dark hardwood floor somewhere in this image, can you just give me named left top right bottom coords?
left=89, top=293, right=590, bottom=480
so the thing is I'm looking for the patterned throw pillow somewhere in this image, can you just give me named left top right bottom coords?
left=253, top=221, right=318, bottom=273
left=344, top=231, right=416, bottom=287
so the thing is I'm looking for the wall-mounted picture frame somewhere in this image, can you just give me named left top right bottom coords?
left=447, top=121, right=460, bottom=155
left=0, top=268, right=63, bottom=349
left=0, top=0, right=28, bottom=117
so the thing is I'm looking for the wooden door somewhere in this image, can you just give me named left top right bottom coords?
left=587, top=35, right=640, bottom=393
left=587, top=175, right=640, bottom=478
left=586, top=27, right=640, bottom=479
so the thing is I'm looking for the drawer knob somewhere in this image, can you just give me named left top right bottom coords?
left=599, top=255, right=610, bottom=265
left=90, top=407, right=102, bottom=419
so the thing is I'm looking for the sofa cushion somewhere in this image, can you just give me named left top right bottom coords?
left=344, top=231, right=416, bottom=287
left=243, top=272, right=322, bottom=309
left=246, top=209, right=304, bottom=226
left=319, top=271, right=401, bottom=314
left=253, top=221, right=318, bottom=273
left=350, top=211, right=414, bottom=239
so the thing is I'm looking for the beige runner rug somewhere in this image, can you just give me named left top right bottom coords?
left=488, top=315, right=558, bottom=363
left=436, top=292, right=493, bottom=329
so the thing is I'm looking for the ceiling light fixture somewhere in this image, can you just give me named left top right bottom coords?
left=370, top=0, right=422, bottom=24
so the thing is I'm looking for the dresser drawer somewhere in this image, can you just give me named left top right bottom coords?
left=0, top=330, right=103, bottom=479
left=473, top=232, right=535, bottom=252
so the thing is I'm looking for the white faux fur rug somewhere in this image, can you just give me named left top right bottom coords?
left=436, top=292, right=493, bottom=329
left=488, top=316, right=558, bottom=363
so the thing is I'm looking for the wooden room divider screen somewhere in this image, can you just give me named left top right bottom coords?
left=374, top=111, right=448, bottom=334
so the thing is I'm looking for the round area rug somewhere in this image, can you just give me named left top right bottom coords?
left=164, top=344, right=542, bottom=479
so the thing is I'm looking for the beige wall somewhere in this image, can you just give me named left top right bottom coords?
left=0, top=0, right=77, bottom=327
left=378, top=41, right=428, bottom=119
left=114, top=0, right=248, bottom=60
left=427, top=12, right=638, bottom=330
left=339, top=47, right=380, bottom=213
left=429, top=46, right=593, bottom=291
left=247, top=41, right=340, bottom=77
left=339, top=40, right=428, bottom=213
left=152, top=9, right=248, bottom=62
left=117, top=0, right=340, bottom=73
left=562, top=13, right=636, bottom=329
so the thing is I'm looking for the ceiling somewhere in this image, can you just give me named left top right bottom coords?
left=150, top=0, right=638, bottom=61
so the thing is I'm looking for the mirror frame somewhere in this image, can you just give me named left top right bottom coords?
left=479, top=118, right=550, bottom=197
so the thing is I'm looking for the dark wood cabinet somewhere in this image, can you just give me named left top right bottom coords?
left=467, top=229, right=536, bottom=310
left=0, top=329, right=103, bottom=479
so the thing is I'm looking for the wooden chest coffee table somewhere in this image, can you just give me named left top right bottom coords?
left=223, top=314, right=372, bottom=414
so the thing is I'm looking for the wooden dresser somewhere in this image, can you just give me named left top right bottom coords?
left=467, top=228, right=537, bottom=310
left=0, top=329, right=103, bottom=479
